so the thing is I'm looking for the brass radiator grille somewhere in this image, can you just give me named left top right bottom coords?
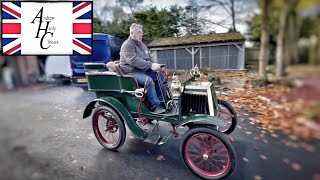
left=181, top=93, right=209, bottom=116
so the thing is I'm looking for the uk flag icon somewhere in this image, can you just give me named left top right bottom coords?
left=1, top=1, right=92, bottom=55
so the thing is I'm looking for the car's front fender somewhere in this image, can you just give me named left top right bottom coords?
left=177, top=115, right=226, bottom=129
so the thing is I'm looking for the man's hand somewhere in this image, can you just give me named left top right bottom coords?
left=151, top=63, right=161, bottom=71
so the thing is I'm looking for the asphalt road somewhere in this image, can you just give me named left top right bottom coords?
left=0, top=85, right=319, bottom=180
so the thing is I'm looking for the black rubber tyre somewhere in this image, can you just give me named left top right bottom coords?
left=217, top=99, right=237, bottom=134
left=180, top=127, right=236, bottom=179
left=92, top=106, right=126, bottom=150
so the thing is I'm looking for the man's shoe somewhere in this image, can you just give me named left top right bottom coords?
left=151, top=106, right=166, bottom=114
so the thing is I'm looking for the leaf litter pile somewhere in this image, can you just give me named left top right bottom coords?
left=218, top=72, right=320, bottom=139
left=221, top=84, right=320, bottom=138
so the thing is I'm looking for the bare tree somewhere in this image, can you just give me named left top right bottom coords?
left=116, top=0, right=144, bottom=14
left=93, top=1, right=112, bottom=22
left=201, top=0, right=256, bottom=32
left=285, top=3, right=299, bottom=65
left=182, top=3, right=203, bottom=35
left=276, top=0, right=298, bottom=77
left=258, top=0, right=271, bottom=77
left=112, top=6, right=126, bottom=24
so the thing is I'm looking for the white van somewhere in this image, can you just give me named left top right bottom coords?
left=45, top=56, right=72, bottom=84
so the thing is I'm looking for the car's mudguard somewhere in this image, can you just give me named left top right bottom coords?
left=83, top=97, right=147, bottom=139
left=177, top=115, right=226, bottom=129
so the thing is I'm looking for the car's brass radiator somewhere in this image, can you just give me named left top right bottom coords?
left=181, top=93, right=209, bottom=116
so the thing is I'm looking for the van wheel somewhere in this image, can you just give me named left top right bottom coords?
left=80, top=86, right=88, bottom=91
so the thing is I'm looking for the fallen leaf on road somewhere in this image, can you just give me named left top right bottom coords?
left=72, top=160, right=77, bottom=164
left=80, top=166, right=85, bottom=170
left=155, top=176, right=161, bottom=180
left=259, top=155, right=268, bottom=160
left=291, top=163, right=302, bottom=171
left=300, top=142, right=316, bottom=153
left=246, top=131, right=252, bottom=135
left=289, top=135, right=298, bottom=141
left=262, top=139, right=269, bottom=144
left=254, top=146, right=259, bottom=151
left=282, top=158, right=290, bottom=164
left=254, top=175, right=262, bottom=180
left=218, top=84, right=320, bottom=139
left=157, top=155, right=165, bottom=161
left=271, top=133, right=279, bottom=138
left=242, top=157, right=249, bottom=163
left=313, top=173, right=320, bottom=180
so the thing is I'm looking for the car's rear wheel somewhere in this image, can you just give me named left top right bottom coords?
left=92, top=106, right=126, bottom=150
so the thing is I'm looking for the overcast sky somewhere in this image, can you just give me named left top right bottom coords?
left=93, top=0, right=258, bottom=34
left=101, top=0, right=187, bottom=8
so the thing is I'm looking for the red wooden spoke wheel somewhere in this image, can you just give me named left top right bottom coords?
left=181, top=128, right=236, bottom=179
left=92, top=106, right=126, bottom=150
left=217, top=99, right=237, bottom=134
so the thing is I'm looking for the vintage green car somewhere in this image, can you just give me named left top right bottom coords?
left=83, top=62, right=237, bottom=179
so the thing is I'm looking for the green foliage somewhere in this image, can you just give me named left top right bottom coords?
left=207, top=73, right=221, bottom=84
left=246, top=3, right=281, bottom=44
left=247, top=77, right=268, bottom=87
left=247, top=0, right=320, bottom=65
left=247, top=1, right=319, bottom=42
left=305, top=103, right=320, bottom=123
left=93, top=6, right=182, bottom=42
left=300, top=18, right=320, bottom=37
left=93, top=17, right=107, bottom=34
left=296, top=0, right=320, bottom=13
left=133, top=7, right=182, bottom=43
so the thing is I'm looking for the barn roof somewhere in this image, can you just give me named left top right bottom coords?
left=148, top=32, right=245, bottom=48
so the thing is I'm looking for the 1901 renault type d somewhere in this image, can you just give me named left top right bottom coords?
left=83, top=62, right=237, bottom=179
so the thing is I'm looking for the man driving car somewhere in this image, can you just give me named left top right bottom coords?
left=119, top=23, right=166, bottom=114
